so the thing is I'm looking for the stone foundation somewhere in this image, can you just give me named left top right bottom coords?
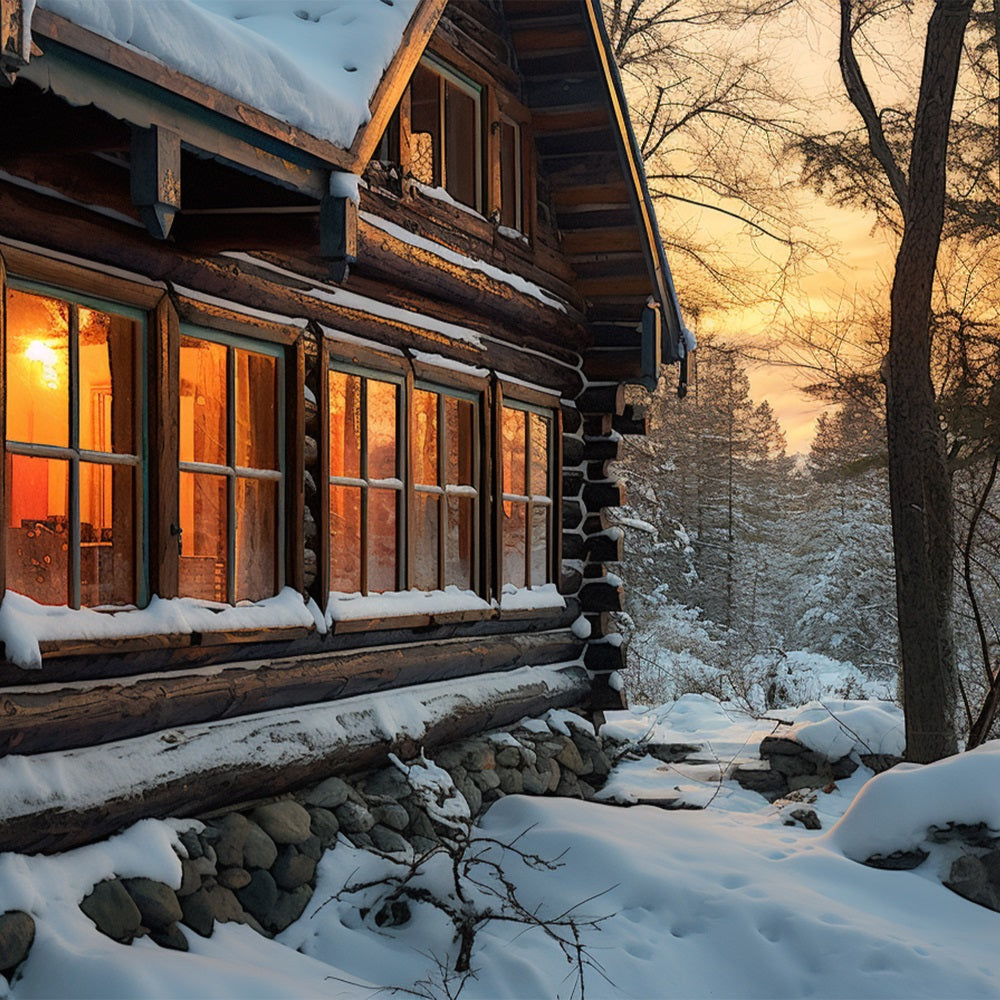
left=64, top=714, right=613, bottom=959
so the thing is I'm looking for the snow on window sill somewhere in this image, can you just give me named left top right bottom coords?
left=0, top=588, right=321, bottom=670
left=326, top=587, right=492, bottom=633
left=498, top=583, right=566, bottom=616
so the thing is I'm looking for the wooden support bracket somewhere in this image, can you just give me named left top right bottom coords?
left=320, top=193, right=358, bottom=283
left=130, top=125, right=181, bottom=239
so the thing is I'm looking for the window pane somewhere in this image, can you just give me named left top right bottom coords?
left=412, top=389, right=438, bottom=486
left=330, top=485, right=361, bottom=592
left=445, top=396, right=475, bottom=486
left=367, top=379, right=398, bottom=481
left=499, top=120, right=520, bottom=230
left=329, top=370, right=361, bottom=479
left=445, top=495, right=474, bottom=590
left=236, top=477, right=278, bottom=602
left=445, top=81, right=478, bottom=209
left=412, top=490, right=439, bottom=590
left=368, top=488, right=398, bottom=592
left=235, top=349, right=278, bottom=471
left=6, top=454, right=70, bottom=604
left=530, top=413, right=550, bottom=497
left=502, top=406, right=525, bottom=497
left=179, top=470, right=227, bottom=602
left=410, top=63, right=440, bottom=187
left=80, top=461, right=135, bottom=606
left=79, top=308, right=136, bottom=455
left=6, top=289, right=69, bottom=447
left=180, top=337, right=227, bottom=466
left=502, top=501, right=526, bottom=589
left=530, top=504, right=549, bottom=586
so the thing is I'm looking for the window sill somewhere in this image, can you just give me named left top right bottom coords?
left=329, top=607, right=494, bottom=635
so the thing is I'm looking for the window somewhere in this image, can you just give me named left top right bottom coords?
left=498, top=116, right=522, bottom=231
left=410, top=59, right=482, bottom=212
left=5, top=285, right=143, bottom=608
left=178, top=331, right=283, bottom=603
left=328, top=366, right=403, bottom=594
left=501, top=402, right=554, bottom=589
left=412, top=385, right=480, bottom=591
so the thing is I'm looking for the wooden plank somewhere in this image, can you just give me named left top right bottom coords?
left=578, top=275, right=656, bottom=298
left=193, top=626, right=314, bottom=647
left=39, top=633, right=189, bottom=657
left=531, top=107, right=609, bottom=135
left=352, top=0, right=448, bottom=166
left=286, top=336, right=306, bottom=594
left=0, top=631, right=582, bottom=757
left=551, top=182, right=631, bottom=209
left=130, top=125, right=181, bottom=239
left=561, top=228, right=643, bottom=255
left=150, top=294, right=180, bottom=598
left=510, top=25, right=589, bottom=52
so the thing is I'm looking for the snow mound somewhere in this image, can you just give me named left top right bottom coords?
left=827, top=740, right=1000, bottom=861
left=779, top=700, right=905, bottom=760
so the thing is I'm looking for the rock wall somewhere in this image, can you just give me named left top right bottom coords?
left=20, top=713, right=613, bottom=969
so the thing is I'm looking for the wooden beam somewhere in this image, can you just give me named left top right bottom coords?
left=561, top=228, right=643, bottom=255
left=130, top=125, right=181, bottom=239
left=551, top=182, right=631, bottom=209
left=576, top=382, right=625, bottom=415
left=0, top=632, right=583, bottom=757
left=0, top=664, right=592, bottom=854
left=351, top=0, right=448, bottom=166
left=531, top=107, right=609, bottom=135
left=578, top=274, right=656, bottom=298
left=510, top=25, right=589, bottom=52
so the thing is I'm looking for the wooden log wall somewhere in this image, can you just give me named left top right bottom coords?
left=563, top=379, right=650, bottom=708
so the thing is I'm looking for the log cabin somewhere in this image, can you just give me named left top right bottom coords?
left=0, top=0, right=691, bottom=852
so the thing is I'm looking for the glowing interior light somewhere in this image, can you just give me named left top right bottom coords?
left=25, top=340, right=60, bottom=389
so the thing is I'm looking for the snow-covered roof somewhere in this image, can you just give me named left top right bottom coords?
left=35, top=0, right=422, bottom=150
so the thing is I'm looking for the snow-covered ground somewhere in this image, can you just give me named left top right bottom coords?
left=3, top=693, right=999, bottom=999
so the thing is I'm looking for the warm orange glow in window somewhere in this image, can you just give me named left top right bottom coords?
left=5, top=287, right=140, bottom=607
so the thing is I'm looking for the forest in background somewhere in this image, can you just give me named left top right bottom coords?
left=613, top=337, right=1000, bottom=741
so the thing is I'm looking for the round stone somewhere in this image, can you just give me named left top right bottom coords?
left=252, top=801, right=312, bottom=845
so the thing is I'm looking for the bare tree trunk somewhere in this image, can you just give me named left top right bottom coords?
left=886, top=0, right=972, bottom=763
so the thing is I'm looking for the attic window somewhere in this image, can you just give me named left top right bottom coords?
left=410, top=58, right=482, bottom=212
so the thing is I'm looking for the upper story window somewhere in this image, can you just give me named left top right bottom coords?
left=412, top=385, right=480, bottom=591
left=178, top=331, right=284, bottom=603
left=410, top=58, right=483, bottom=213
left=498, top=115, right=522, bottom=232
left=501, top=402, right=554, bottom=589
left=5, top=285, right=143, bottom=608
left=328, top=366, right=403, bottom=594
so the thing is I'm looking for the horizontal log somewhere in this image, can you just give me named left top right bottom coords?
left=584, top=612, right=613, bottom=638
left=578, top=581, right=624, bottom=612
left=583, top=562, right=607, bottom=579
left=582, top=511, right=612, bottom=535
left=613, top=405, right=648, bottom=436
left=551, top=182, right=631, bottom=210
left=584, top=640, right=625, bottom=673
left=561, top=434, right=584, bottom=467
left=561, top=228, right=643, bottom=255
left=561, top=405, right=582, bottom=435
left=562, top=469, right=584, bottom=497
left=561, top=531, right=585, bottom=561
left=581, top=350, right=643, bottom=383
left=562, top=498, right=584, bottom=531
left=588, top=671, right=627, bottom=713
left=583, top=481, right=626, bottom=510
left=559, top=567, right=584, bottom=596
left=582, top=436, right=621, bottom=461
left=576, top=383, right=625, bottom=416
left=586, top=460, right=613, bottom=481
left=0, top=599, right=581, bottom=686
left=583, top=414, right=614, bottom=436
left=0, top=632, right=583, bottom=757
left=0, top=663, right=593, bottom=854
left=584, top=533, right=624, bottom=563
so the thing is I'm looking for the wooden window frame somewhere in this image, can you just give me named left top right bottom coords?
left=327, top=358, right=407, bottom=596
left=410, top=380, right=483, bottom=593
left=497, top=392, right=560, bottom=593
left=177, top=324, right=286, bottom=604
left=3, top=274, right=148, bottom=610
left=412, top=54, right=484, bottom=214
